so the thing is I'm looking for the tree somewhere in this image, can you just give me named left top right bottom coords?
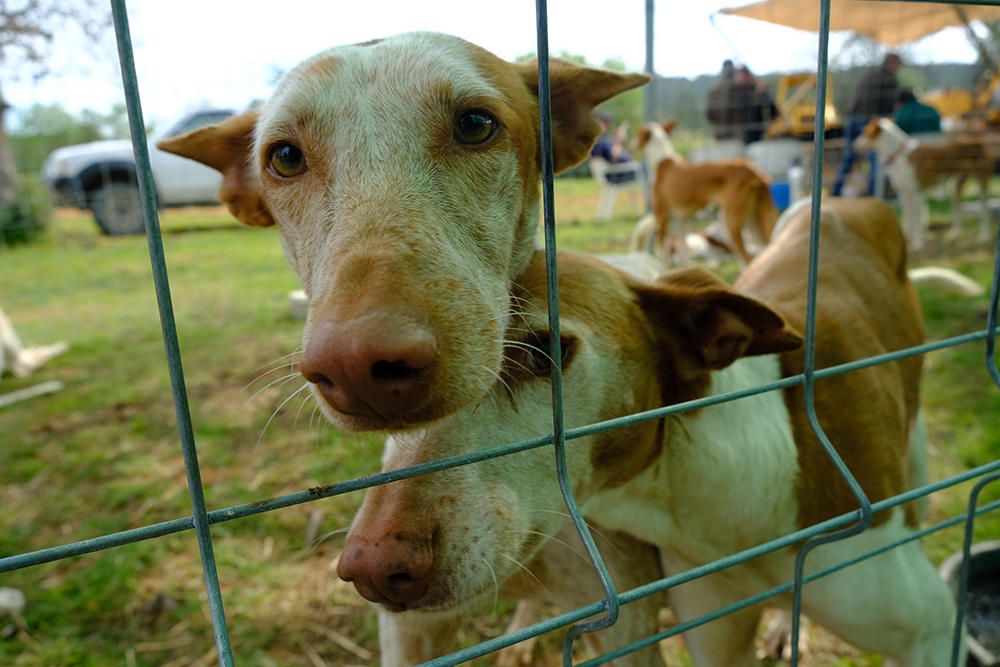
left=0, top=1, right=110, bottom=204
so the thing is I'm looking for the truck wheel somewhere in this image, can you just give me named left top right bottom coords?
left=90, top=182, right=145, bottom=236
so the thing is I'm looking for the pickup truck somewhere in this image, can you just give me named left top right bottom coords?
left=41, top=109, right=234, bottom=235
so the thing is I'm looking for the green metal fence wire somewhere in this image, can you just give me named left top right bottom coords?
left=1, top=0, right=999, bottom=665
left=534, top=2, right=621, bottom=661
left=108, top=2, right=235, bottom=665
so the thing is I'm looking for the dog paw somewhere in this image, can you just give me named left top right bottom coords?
left=758, top=610, right=809, bottom=662
left=495, top=638, right=537, bottom=667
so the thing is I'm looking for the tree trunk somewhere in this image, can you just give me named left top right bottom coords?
left=0, top=88, right=18, bottom=206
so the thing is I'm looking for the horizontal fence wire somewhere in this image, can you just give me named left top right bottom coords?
left=1, top=0, right=998, bottom=666
left=3, top=327, right=998, bottom=576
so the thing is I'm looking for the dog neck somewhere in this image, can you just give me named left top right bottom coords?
left=584, top=354, right=800, bottom=560
left=871, top=119, right=911, bottom=162
left=642, top=124, right=682, bottom=175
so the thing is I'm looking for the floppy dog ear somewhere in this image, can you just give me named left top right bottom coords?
left=156, top=111, right=274, bottom=228
left=636, top=126, right=652, bottom=150
left=520, top=59, right=649, bottom=173
left=661, top=120, right=677, bottom=134
left=632, top=267, right=802, bottom=381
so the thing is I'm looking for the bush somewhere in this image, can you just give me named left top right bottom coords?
left=0, top=175, right=51, bottom=246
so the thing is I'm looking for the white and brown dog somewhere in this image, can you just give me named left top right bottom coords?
left=158, top=32, right=647, bottom=433
left=341, top=198, right=959, bottom=666
left=853, top=116, right=994, bottom=250
left=636, top=121, right=777, bottom=266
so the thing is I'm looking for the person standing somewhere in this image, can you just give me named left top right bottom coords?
left=732, top=66, right=778, bottom=144
left=707, top=60, right=739, bottom=141
left=832, top=53, right=902, bottom=196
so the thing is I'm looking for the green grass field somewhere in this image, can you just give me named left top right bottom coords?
left=0, top=179, right=997, bottom=666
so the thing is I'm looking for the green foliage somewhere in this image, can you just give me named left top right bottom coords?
left=0, top=175, right=51, bottom=246
left=10, top=103, right=137, bottom=174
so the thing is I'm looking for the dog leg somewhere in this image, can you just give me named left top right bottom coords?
left=378, top=609, right=463, bottom=667
left=500, top=525, right=666, bottom=666
left=671, top=216, right=691, bottom=267
left=495, top=599, right=541, bottom=667
left=723, top=203, right=752, bottom=266
left=659, top=551, right=760, bottom=667
left=800, top=510, right=957, bottom=667
left=945, top=175, right=967, bottom=242
left=758, top=609, right=809, bottom=662
left=975, top=174, right=993, bottom=244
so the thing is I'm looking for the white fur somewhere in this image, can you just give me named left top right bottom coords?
left=640, top=122, right=682, bottom=177
left=908, top=266, right=985, bottom=297
left=586, top=355, right=800, bottom=563
left=854, top=117, right=993, bottom=249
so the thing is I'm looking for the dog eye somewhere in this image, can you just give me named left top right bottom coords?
left=501, top=331, right=577, bottom=388
left=454, top=110, right=497, bottom=145
left=268, top=142, right=307, bottom=178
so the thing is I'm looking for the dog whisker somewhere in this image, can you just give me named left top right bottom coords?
left=525, top=510, right=625, bottom=558
left=292, top=389, right=316, bottom=429
left=499, top=553, right=552, bottom=602
left=241, top=361, right=299, bottom=394
left=250, top=346, right=303, bottom=374
left=256, top=383, right=311, bottom=448
left=480, top=555, right=500, bottom=612
left=242, top=371, right=301, bottom=407
left=523, top=529, right=589, bottom=564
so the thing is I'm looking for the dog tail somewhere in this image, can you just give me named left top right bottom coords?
left=754, top=182, right=780, bottom=242
left=908, top=267, right=984, bottom=297
left=629, top=214, right=658, bottom=254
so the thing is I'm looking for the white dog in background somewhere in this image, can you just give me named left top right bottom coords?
left=853, top=117, right=995, bottom=250
left=0, top=308, right=67, bottom=379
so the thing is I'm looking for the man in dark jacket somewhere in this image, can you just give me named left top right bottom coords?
left=833, top=53, right=902, bottom=196
left=707, top=60, right=739, bottom=141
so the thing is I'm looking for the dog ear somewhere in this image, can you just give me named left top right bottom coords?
left=636, top=126, right=652, bottom=150
left=156, top=111, right=274, bottom=228
left=661, top=120, right=677, bottom=134
left=519, top=59, right=649, bottom=173
left=632, top=267, right=802, bottom=378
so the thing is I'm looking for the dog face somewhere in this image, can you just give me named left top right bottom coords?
left=159, top=32, right=647, bottom=432
left=336, top=251, right=801, bottom=612
left=852, top=117, right=884, bottom=152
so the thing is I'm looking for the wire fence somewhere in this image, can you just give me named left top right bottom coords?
left=2, top=0, right=1000, bottom=665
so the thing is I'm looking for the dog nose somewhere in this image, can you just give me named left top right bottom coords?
left=299, top=314, right=438, bottom=420
left=337, top=531, right=434, bottom=611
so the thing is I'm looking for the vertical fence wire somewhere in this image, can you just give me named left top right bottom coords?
left=986, top=227, right=1000, bottom=389
left=109, top=1, right=233, bottom=664
left=951, top=473, right=1000, bottom=666
left=533, top=0, right=621, bottom=661
left=4, top=1, right=996, bottom=665
left=788, top=0, right=872, bottom=661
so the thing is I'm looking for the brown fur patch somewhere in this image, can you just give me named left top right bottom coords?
left=738, top=198, right=923, bottom=529
left=652, top=157, right=777, bottom=263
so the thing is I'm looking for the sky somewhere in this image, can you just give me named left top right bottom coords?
left=5, top=0, right=983, bottom=134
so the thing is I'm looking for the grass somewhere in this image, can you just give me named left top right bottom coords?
left=0, top=177, right=997, bottom=666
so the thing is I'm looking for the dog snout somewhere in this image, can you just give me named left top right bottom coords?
left=337, top=531, right=435, bottom=611
left=300, top=313, right=438, bottom=421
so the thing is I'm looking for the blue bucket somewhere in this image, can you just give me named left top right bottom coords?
left=770, top=181, right=791, bottom=211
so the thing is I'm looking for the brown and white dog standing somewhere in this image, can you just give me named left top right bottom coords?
left=340, top=198, right=957, bottom=666
left=636, top=121, right=777, bottom=266
left=854, top=116, right=994, bottom=250
left=158, top=32, right=647, bottom=433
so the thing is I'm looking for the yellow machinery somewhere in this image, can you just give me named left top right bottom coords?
left=766, top=73, right=842, bottom=139
left=923, top=73, right=1000, bottom=125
